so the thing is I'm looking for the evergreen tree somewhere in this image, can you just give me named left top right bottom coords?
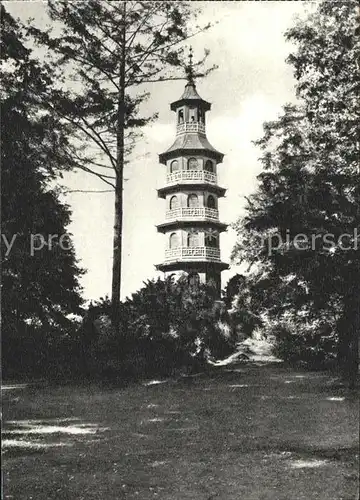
left=1, top=7, right=84, bottom=376
left=232, top=1, right=360, bottom=386
left=27, top=1, right=213, bottom=321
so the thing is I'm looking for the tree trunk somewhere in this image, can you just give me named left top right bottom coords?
left=111, top=1, right=126, bottom=327
left=111, top=168, right=123, bottom=326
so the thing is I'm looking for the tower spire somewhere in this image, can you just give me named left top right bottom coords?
left=186, top=46, right=195, bottom=85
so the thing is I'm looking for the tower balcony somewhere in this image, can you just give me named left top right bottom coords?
left=165, top=207, right=219, bottom=221
left=176, top=122, right=206, bottom=136
left=165, top=246, right=221, bottom=263
left=166, top=169, right=217, bottom=186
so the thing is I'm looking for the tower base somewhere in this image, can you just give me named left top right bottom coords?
left=156, top=261, right=228, bottom=297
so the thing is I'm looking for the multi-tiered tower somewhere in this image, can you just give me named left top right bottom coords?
left=156, top=53, right=228, bottom=295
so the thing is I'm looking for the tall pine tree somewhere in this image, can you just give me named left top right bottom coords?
left=27, top=1, right=213, bottom=321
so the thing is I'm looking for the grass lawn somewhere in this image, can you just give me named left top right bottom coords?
left=2, top=362, right=359, bottom=500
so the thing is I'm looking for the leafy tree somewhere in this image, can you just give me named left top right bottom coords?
left=1, top=7, right=84, bottom=377
left=232, top=1, right=360, bottom=386
left=27, top=1, right=213, bottom=322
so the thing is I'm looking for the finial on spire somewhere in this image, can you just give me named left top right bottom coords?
left=186, top=46, right=194, bottom=85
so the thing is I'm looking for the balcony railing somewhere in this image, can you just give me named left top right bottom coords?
left=176, top=122, right=206, bottom=136
left=166, top=170, right=217, bottom=185
left=165, top=207, right=219, bottom=221
left=165, top=246, right=221, bottom=262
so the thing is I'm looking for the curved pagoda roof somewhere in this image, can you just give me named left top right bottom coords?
left=159, top=131, right=224, bottom=164
left=170, top=81, right=211, bottom=111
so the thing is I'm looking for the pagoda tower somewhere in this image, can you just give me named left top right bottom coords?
left=156, top=51, right=228, bottom=295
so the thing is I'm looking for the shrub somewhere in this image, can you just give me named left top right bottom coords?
left=270, top=319, right=337, bottom=369
left=2, top=318, right=84, bottom=381
left=78, top=276, right=235, bottom=380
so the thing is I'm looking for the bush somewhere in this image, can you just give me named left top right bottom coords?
left=270, top=320, right=337, bottom=369
left=2, top=318, right=84, bottom=381
left=78, top=276, right=235, bottom=380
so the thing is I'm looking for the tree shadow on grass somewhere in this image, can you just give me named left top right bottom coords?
left=229, top=438, right=359, bottom=464
left=2, top=417, right=109, bottom=458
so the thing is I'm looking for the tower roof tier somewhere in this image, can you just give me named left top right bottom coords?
left=170, top=82, right=211, bottom=112
left=156, top=260, right=229, bottom=273
left=159, top=133, right=224, bottom=164
left=157, top=183, right=226, bottom=199
left=156, top=219, right=228, bottom=234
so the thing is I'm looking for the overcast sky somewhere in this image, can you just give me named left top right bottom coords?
left=6, top=1, right=317, bottom=301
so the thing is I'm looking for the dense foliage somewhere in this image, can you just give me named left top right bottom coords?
left=77, top=276, right=235, bottom=380
left=267, top=318, right=337, bottom=369
left=232, top=1, right=360, bottom=385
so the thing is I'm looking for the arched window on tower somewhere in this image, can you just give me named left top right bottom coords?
left=178, top=110, right=184, bottom=124
left=187, top=231, right=199, bottom=247
left=205, top=230, right=219, bottom=248
left=170, top=195, right=179, bottom=210
left=189, top=107, right=197, bottom=122
left=207, top=194, right=216, bottom=209
left=205, top=159, right=214, bottom=173
left=169, top=232, right=179, bottom=248
left=187, top=157, right=198, bottom=170
left=187, top=193, right=199, bottom=208
left=170, top=160, right=179, bottom=173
